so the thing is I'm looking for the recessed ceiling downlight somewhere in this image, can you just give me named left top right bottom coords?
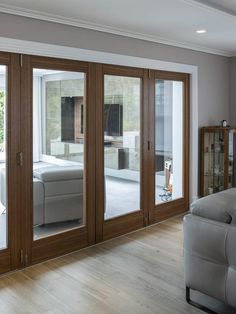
left=196, top=29, right=206, bottom=34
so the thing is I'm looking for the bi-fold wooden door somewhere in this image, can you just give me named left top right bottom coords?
left=0, top=52, right=190, bottom=273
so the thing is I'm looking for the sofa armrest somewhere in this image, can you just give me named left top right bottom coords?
left=184, top=214, right=236, bottom=308
left=191, top=188, right=236, bottom=224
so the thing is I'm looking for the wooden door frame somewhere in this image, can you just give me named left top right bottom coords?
left=0, top=52, right=22, bottom=273
left=95, top=64, right=149, bottom=242
left=20, top=55, right=96, bottom=265
left=148, top=70, right=190, bottom=224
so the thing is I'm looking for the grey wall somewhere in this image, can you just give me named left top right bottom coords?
left=0, top=12, right=230, bottom=127
left=229, top=57, right=236, bottom=126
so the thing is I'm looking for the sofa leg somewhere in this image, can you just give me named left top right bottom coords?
left=186, top=287, right=219, bottom=314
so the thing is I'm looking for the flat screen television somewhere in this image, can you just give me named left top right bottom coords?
left=104, top=103, right=123, bottom=136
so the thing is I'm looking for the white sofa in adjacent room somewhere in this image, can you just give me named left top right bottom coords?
left=0, top=165, right=84, bottom=226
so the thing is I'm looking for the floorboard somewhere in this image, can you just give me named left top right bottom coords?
left=0, top=215, right=234, bottom=313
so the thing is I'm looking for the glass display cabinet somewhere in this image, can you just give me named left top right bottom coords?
left=200, top=126, right=236, bottom=196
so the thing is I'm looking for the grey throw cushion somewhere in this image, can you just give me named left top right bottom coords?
left=191, top=188, right=236, bottom=224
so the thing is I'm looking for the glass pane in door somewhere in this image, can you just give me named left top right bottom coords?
left=33, top=69, right=86, bottom=239
left=0, top=65, right=7, bottom=249
left=104, top=75, right=141, bottom=220
left=155, top=79, right=183, bottom=204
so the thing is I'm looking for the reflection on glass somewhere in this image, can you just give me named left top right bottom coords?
left=228, top=131, right=235, bottom=189
left=33, top=69, right=85, bottom=239
left=155, top=80, right=183, bottom=204
left=203, top=132, right=224, bottom=195
left=0, top=65, right=7, bottom=249
left=104, top=75, right=141, bottom=220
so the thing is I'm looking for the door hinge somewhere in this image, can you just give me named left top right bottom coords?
left=20, top=249, right=24, bottom=265
left=145, top=216, right=148, bottom=226
left=20, top=54, right=23, bottom=67
left=16, top=152, right=23, bottom=166
left=25, top=251, right=28, bottom=267
left=149, top=211, right=152, bottom=223
left=20, top=249, right=28, bottom=266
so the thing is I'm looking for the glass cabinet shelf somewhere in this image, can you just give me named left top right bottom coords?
left=203, top=152, right=224, bottom=155
left=200, top=126, right=236, bottom=196
left=204, top=174, right=224, bottom=177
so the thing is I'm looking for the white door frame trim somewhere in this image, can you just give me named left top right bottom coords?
left=0, top=36, right=198, bottom=202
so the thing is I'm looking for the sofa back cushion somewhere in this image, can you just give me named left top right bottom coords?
left=34, top=165, right=83, bottom=182
left=191, top=188, right=236, bottom=224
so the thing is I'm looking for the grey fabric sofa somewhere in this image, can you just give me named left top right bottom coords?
left=184, top=188, right=236, bottom=312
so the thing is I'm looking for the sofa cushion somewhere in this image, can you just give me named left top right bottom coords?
left=44, top=194, right=83, bottom=224
left=191, top=188, right=236, bottom=224
left=45, top=180, right=83, bottom=196
left=34, top=165, right=83, bottom=182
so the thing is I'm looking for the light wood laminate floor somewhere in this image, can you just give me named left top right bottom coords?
left=0, top=216, right=233, bottom=314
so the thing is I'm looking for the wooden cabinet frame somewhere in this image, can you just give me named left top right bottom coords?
left=200, top=126, right=236, bottom=196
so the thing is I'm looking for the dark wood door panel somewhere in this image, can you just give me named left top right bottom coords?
left=149, top=70, right=190, bottom=224
left=103, top=211, right=144, bottom=241
left=21, top=55, right=96, bottom=266
left=32, top=228, right=88, bottom=264
left=95, top=64, right=146, bottom=242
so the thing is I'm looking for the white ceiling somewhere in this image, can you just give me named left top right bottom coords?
left=0, top=0, right=236, bottom=56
